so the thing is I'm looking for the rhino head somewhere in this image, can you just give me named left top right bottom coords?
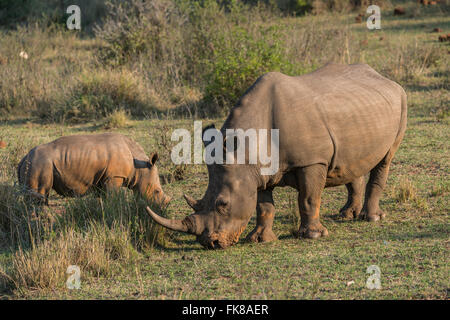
left=146, top=126, right=259, bottom=249
left=134, top=152, right=171, bottom=207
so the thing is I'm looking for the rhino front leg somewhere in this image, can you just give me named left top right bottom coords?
left=103, top=177, right=125, bottom=194
left=340, top=176, right=364, bottom=220
left=296, top=164, right=329, bottom=239
left=246, top=189, right=278, bottom=243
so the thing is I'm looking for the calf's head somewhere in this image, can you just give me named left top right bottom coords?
left=135, top=152, right=170, bottom=207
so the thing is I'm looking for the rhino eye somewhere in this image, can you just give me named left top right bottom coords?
left=215, top=199, right=229, bottom=214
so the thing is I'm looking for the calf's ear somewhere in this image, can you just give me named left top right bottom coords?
left=149, top=152, right=159, bottom=166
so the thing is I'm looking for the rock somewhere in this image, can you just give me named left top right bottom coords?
left=394, top=7, right=406, bottom=15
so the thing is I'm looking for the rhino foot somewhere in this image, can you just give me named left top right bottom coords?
left=246, top=227, right=278, bottom=243
left=339, top=204, right=363, bottom=220
left=298, top=223, right=329, bottom=239
left=358, top=208, right=386, bottom=222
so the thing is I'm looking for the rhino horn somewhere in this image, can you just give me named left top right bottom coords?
left=146, top=206, right=189, bottom=233
left=146, top=206, right=201, bottom=235
left=183, top=194, right=200, bottom=210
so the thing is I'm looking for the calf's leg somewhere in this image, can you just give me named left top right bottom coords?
left=246, top=189, right=278, bottom=243
left=103, top=177, right=125, bottom=195
left=28, top=164, right=52, bottom=205
left=296, top=164, right=328, bottom=239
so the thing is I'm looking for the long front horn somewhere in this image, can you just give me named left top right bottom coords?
left=146, top=206, right=189, bottom=233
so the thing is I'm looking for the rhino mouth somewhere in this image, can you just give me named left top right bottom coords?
left=146, top=206, right=246, bottom=250
left=197, top=228, right=245, bottom=250
left=199, top=238, right=222, bottom=250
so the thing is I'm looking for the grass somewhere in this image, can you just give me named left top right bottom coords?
left=0, top=0, right=449, bottom=299
left=0, top=113, right=448, bottom=299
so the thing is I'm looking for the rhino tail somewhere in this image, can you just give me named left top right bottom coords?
left=393, top=89, right=408, bottom=151
left=17, top=155, right=26, bottom=185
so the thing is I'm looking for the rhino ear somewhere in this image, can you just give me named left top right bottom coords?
left=149, top=152, right=159, bottom=166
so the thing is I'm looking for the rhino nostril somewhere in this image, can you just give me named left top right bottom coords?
left=212, top=240, right=220, bottom=249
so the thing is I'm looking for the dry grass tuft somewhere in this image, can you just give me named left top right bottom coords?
left=395, top=177, right=417, bottom=203
left=104, top=109, right=130, bottom=129
left=0, top=187, right=170, bottom=294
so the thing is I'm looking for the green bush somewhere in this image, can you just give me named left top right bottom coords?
left=204, top=25, right=293, bottom=112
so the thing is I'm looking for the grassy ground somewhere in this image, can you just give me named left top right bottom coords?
left=0, top=1, right=449, bottom=299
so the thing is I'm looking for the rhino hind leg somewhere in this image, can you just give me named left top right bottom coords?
left=246, top=189, right=278, bottom=243
left=25, top=170, right=52, bottom=205
left=358, top=152, right=395, bottom=222
left=339, top=176, right=364, bottom=220
left=296, top=164, right=329, bottom=239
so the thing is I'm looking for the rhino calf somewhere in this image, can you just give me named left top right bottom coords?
left=147, top=63, right=407, bottom=249
left=18, top=133, right=170, bottom=206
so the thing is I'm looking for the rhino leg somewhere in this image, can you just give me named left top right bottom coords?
left=104, top=177, right=125, bottom=192
left=246, top=189, right=278, bottom=243
left=26, top=166, right=52, bottom=205
left=358, top=152, right=394, bottom=222
left=339, top=176, right=364, bottom=220
left=296, top=164, right=329, bottom=239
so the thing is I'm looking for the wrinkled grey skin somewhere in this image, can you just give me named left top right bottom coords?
left=18, top=133, right=170, bottom=206
left=147, top=63, right=407, bottom=249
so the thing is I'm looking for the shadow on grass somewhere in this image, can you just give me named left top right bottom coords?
left=384, top=225, right=449, bottom=241
left=0, top=118, right=33, bottom=127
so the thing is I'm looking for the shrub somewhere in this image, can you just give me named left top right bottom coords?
left=37, top=69, right=150, bottom=122
left=94, top=0, right=182, bottom=66
left=104, top=109, right=130, bottom=128
left=204, top=25, right=293, bottom=113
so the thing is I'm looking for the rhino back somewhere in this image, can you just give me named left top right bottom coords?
left=122, top=136, right=149, bottom=162
left=223, top=63, right=405, bottom=183
left=46, top=133, right=135, bottom=194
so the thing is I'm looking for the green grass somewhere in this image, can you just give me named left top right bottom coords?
left=0, top=0, right=449, bottom=299
left=0, top=112, right=448, bottom=299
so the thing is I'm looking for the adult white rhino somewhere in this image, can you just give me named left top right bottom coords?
left=147, top=63, right=407, bottom=249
